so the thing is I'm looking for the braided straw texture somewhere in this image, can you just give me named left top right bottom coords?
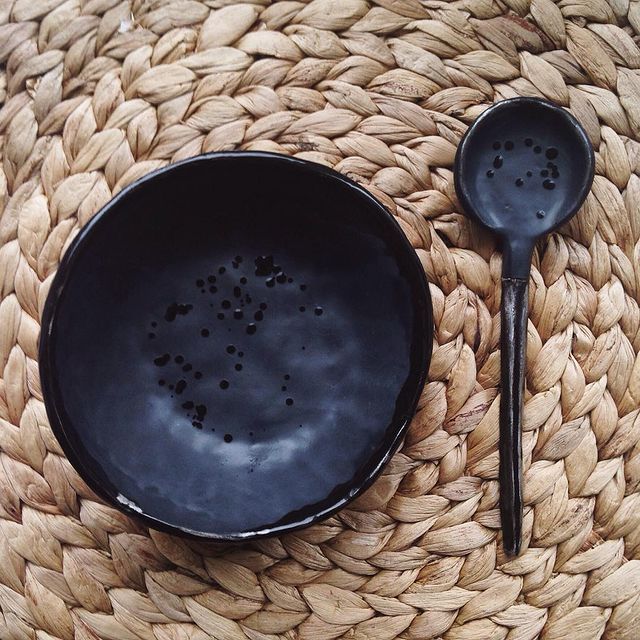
left=2, top=0, right=640, bottom=638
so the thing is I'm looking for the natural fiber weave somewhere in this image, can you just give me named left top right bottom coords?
left=1, top=1, right=640, bottom=638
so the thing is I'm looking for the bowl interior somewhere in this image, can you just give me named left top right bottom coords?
left=41, top=153, right=431, bottom=538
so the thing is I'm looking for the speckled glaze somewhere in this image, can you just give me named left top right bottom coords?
left=39, top=152, right=432, bottom=540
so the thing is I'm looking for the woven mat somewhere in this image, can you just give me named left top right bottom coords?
left=1, top=1, right=640, bottom=639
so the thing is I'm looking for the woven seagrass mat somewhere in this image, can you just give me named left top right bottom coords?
left=1, top=0, right=640, bottom=639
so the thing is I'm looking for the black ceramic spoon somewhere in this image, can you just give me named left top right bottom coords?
left=454, top=98, right=594, bottom=555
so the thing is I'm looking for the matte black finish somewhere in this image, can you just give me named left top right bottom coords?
left=454, top=98, right=594, bottom=555
left=499, top=278, right=528, bottom=555
left=39, top=152, right=432, bottom=540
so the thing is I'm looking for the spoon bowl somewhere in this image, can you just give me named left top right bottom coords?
left=455, top=98, right=594, bottom=276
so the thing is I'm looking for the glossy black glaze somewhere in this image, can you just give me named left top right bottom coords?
left=39, top=152, right=432, bottom=540
left=454, top=98, right=594, bottom=555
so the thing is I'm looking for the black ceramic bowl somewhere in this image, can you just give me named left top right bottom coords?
left=40, top=152, right=432, bottom=540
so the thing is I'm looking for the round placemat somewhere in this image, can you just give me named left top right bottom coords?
left=1, top=1, right=640, bottom=639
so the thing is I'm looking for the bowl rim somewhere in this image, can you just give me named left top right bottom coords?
left=39, top=151, right=433, bottom=540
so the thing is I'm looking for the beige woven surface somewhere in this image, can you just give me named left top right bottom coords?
left=1, top=0, right=640, bottom=638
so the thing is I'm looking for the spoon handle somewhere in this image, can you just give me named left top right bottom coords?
left=500, top=276, right=528, bottom=556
